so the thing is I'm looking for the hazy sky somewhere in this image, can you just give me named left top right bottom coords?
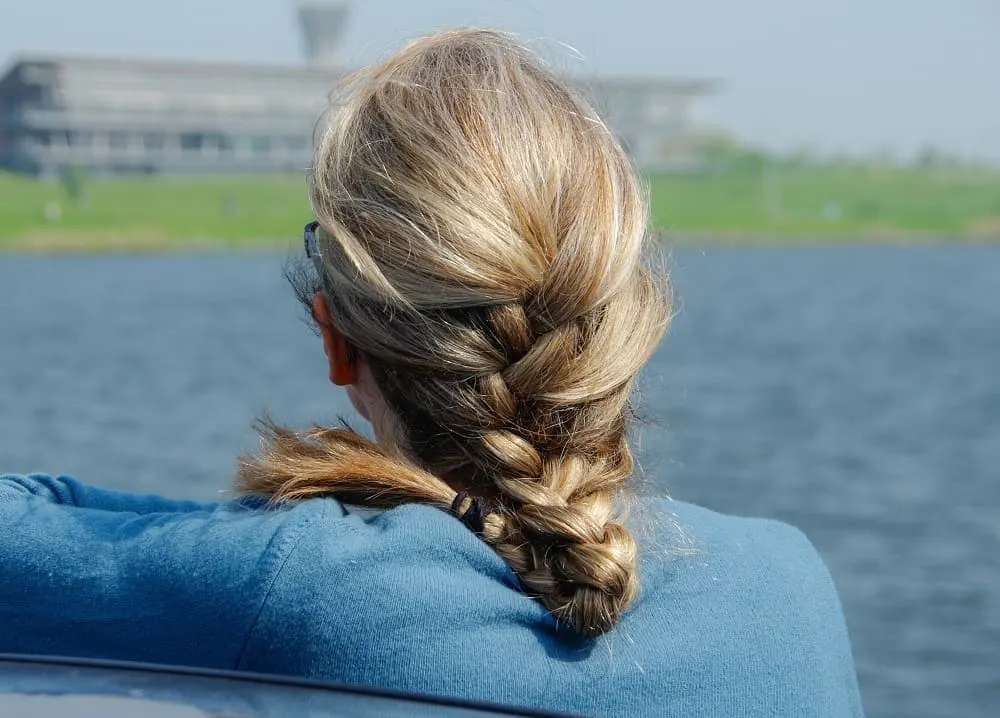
left=2, top=0, right=998, bottom=160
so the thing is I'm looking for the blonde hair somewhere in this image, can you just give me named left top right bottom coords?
left=238, top=29, right=670, bottom=638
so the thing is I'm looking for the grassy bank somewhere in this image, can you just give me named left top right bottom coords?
left=2, top=163, right=999, bottom=252
left=650, top=162, right=1000, bottom=239
left=0, top=173, right=310, bottom=252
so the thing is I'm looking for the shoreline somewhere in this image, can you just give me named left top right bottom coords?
left=2, top=230, right=998, bottom=254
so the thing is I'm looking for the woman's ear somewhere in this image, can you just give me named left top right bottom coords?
left=312, top=292, right=359, bottom=387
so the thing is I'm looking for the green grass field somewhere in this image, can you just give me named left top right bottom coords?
left=2, top=163, right=999, bottom=251
left=0, top=173, right=311, bottom=252
left=649, top=163, right=1000, bottom=239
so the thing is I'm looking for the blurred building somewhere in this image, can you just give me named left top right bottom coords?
left=0, top=3, right=718, bottom=177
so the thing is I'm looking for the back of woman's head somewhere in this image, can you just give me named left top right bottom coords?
left=238, top=28, right=671, bottom=638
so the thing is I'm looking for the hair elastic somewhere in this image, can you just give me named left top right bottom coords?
left=450, top=490, right=499, bottom=534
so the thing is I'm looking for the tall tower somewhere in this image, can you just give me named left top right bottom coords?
left=298, top=2, right=350, bottom=67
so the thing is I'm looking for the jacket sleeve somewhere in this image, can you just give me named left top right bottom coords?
left=0, top=473, right=222, bottom=514
left=0, top=473, right=313, bottom=671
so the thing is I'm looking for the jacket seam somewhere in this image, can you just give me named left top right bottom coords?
left=233, top=509, right=318, bottom=670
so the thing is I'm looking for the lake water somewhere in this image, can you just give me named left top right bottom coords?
left=1, top=245, right=997, bottom=718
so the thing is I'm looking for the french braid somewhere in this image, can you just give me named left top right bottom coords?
left=237, top=28, right=670, bottom=638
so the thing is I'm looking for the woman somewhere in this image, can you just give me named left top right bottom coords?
left=0, top=29, right=863, bottom=717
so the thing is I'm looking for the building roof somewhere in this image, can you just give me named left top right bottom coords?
left=5, top=53, right=343, bottom=82
left=1, top=54, right=342, bottom=124
left=2, top=52, right=718, bottom=101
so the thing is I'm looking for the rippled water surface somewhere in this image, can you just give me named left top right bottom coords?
left=1, top=245, right=997, bottom=718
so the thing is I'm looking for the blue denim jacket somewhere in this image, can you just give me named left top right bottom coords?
left=0, top=473, right=863, bottom=717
